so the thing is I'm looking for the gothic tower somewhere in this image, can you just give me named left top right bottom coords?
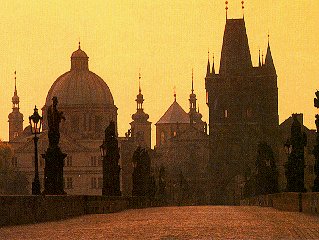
left=130, top=73, right=152, bottom=148
left=8, top=72, right=24, bottom=141
left=189, top=69, right=207, bottom=132
left=205, top=6, right=278, bottom=203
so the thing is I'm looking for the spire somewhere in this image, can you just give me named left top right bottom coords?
left=258, top=49, right=261, bottom=67
left=136, top=72, right=144, bottom=110
left=14, top=70, right=17, bottom=93
left=191, top=68, right=194, bottom=94
left=265, top=34, right=276, bottom=74
left=138, top=70, right=141, bottom=94
left=212, top=53, right=215, bottom=74
left=206, top=50, right=210, bottom=76
left=241, top=1, right=245, bottom=18
left=12, top=70, right=20, bottom=109
left=225, top=1, right=229, bottom=19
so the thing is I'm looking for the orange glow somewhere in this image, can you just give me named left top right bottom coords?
left=1, top=1, right=319, bottom=147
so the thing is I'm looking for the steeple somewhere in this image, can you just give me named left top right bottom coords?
left=206, top=51, right=210, bottom=76
left=12, top=71, right=20, bottom=109
left=189, top=69, right=197, bottom=113
left=131, top=72, right=151, bottom=148
left=136, top=71, right=144, bottom=111
left=258, top=49, right=261, bottom=67
left=8, top=71, right=24, bottom=141
left=265, top=34, right=276, bottom=74
left=212, top=53, right=215, bottom=74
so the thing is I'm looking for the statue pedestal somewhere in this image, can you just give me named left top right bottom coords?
left=42, top=147, right=67, bottom=195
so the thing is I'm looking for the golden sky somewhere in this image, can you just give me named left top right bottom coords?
left=1, top=1, right=319, bottom=146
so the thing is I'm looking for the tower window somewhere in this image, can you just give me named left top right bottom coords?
left=64, top=177, right=73, bottom=189
left=91, top=177, right=97, bottom=189
left=65, top=156, right=73, bottom=167
left=161, top=132, right=166, bottom=145
left=224, top=109, right=228, bottom=118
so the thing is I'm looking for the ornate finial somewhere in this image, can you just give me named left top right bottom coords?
left=267, top=32, right=270, bottom=46
left=14, top=70, right=17, bottom=91
left=225, top=1, right=229, bottom=19
left=241, top=1, right=244, bottom=17
left=78, top=40, right=81, bottom=49
left=173, top=86, right=176, bottom=102
left=208, top=49, right=210, bottom=60
left=258, top=49, right=261, bottom=67
left=191, top=68, right=194, bottom=94
left=138, top=69, right=141, bottom=94
left=262, top=51, right=264, bottom=65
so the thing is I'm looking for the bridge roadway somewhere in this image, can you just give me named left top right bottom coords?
left=1, top=206, right=319, bottom=239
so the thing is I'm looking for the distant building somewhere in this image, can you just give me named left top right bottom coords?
left=154, top=75, right=210, bottom=205
left=8, top=44, right=118, bottom=195
left=205, top=15, right=278, bottom=204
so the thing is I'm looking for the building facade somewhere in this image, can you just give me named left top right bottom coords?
left=205, top=16, right=279, bottom=204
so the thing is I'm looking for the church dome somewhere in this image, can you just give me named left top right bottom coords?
left=45, top=45, right=114, bottom=108
left=43, top=44, right=117, bottom=140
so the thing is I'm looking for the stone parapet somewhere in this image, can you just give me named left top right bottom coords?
left=0, top=195, right=133, bottom=226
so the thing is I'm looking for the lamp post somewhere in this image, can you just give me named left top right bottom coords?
left=29, top=106, right=43, bottom=195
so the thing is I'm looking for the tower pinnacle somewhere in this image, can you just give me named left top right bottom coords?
left=225, top=1, right=229, bottom=19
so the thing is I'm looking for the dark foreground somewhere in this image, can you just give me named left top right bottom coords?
left=1, top=206, right=319, bottom=239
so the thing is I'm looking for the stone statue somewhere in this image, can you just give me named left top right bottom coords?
left=47, top=97, right=65, bottom=148
left=42, top=96, right=67, bottom=195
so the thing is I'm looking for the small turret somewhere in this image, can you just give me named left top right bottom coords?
left=265, top=35, right=276, bottom=74
left=8, top=71, right=24, bottom=141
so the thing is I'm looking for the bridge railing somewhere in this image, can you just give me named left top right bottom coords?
left=240, top=192, right=319, bottom=213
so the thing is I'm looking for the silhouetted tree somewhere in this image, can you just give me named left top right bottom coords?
left=132, top=147, right=152, bottom=197
left=178, top=171, right=189, bottom=205
left=243, top=165, right=255, bottom=198
left=0, top=141, right=28, bottom=194
left=158, top=165, right=166, bottom=202
left=285, top=114, right=307, bottom=192
left=255, top=142, right=278, bottom=195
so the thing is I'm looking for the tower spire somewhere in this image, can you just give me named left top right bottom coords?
left=14, top=70, right=17, bottom=93
left=139, top=69, right=141, bottom=94
left=206, top=50, right=210, bottom=76
left=265, top=33, right=276, bottom=74
left=136, top=71, right=144, bottom=110
left=212, top=53, right=215, bottom=74
left=191, top=68, right=194, bottom=94
left=258, top=49, right=261, bottom=67
left=225, top=1, right=229, bottom=19
left=241, top=1, right=245, bottom=18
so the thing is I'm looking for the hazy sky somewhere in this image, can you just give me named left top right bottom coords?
left=1, top=1, right=319, bottom=146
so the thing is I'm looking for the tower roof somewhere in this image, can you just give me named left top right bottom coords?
left=265, top=39, right=276, bottom=74
left=219, top=18, right=252, bottom=76
left=156, top=101, right=189, bottom=124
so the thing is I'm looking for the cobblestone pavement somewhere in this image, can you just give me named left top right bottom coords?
left=2, top=206, right=319, bottom=239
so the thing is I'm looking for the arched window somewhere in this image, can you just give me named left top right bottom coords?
left=161, top=132, right=166, bottom=145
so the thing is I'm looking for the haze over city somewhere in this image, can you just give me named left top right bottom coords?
left=0, top=0, right=318, bottom=146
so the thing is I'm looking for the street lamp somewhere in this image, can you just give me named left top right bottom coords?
left=29, top=106, right=43, bottom=195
